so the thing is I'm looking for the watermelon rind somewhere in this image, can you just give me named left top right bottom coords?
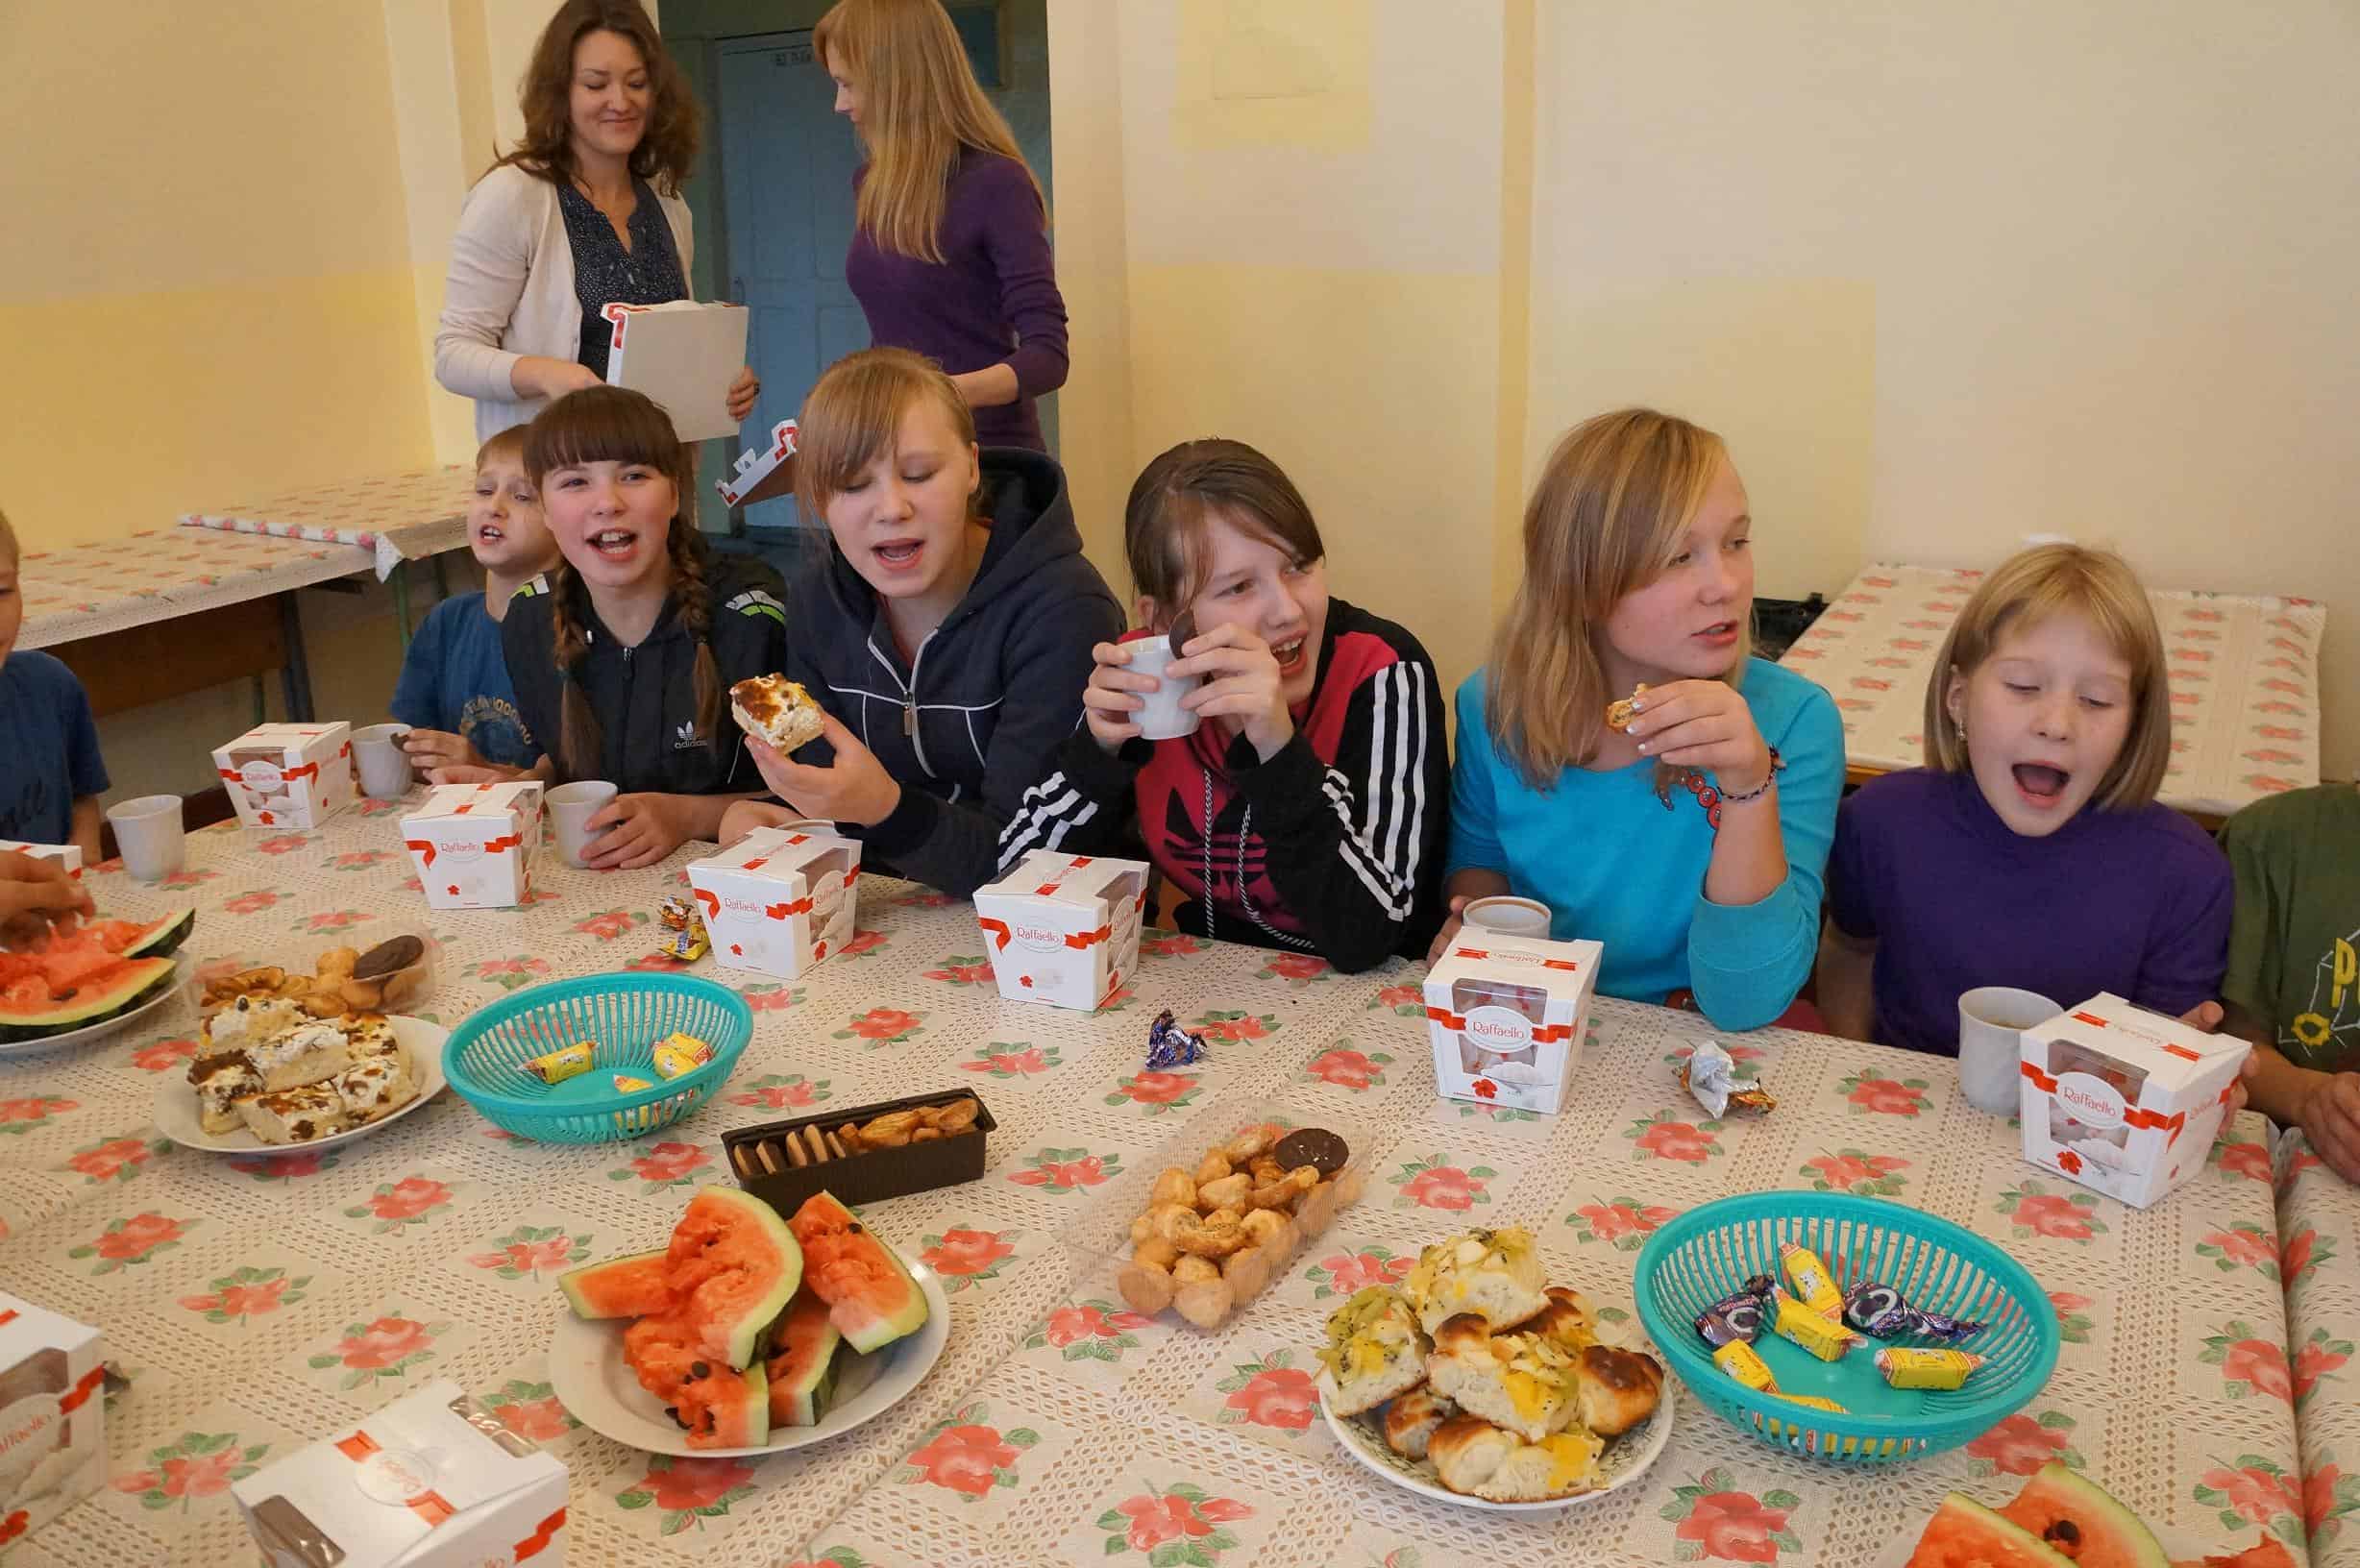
left=1907, top=1494, right=2078, bottom=1568
left=559, top=1248, right=675, bottom=1320
left=786, top=1190, right=932, bottom=1355
left=667, top=1187, right=803, bottom=1371
left=1999, top=1461, right=2172, bottom=1568
left=767, top=1288, right=844, bottom=1428
left=124, top=908, right=197, bottom=960
left=0, top=955, right=177, bottom=1042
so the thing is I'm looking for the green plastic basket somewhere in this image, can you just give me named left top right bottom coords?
left=1634, top=1191, right=2059, bottom=1463
left=439, top=973, right=752, bottom=1143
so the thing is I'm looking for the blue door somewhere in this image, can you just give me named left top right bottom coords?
left=718, top=32, right=866, bottom=533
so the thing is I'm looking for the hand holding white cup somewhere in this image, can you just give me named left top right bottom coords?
left=350, top=723, right=414, bottom=800
left=546, top=781, right=620, bottom=869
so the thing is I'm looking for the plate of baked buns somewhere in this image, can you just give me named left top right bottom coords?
left=1315, top=1226, right=1674, bottom=1510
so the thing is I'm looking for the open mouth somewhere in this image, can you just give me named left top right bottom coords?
left=1693, top=621, right=1740, bottom=645
left=873, top=538, right=923, bottom=572
left=587, top=527, right=638, bottom=562
left=2011, top=763, right=2071, bottom=805
left=1270, top=637, right=1307, bottom=676
left=474, top=523, right=505, bottom=547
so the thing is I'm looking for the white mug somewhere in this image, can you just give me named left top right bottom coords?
left=106, top=795, right=187, bottom=881
left=547, top=781, right=620, bottom=869
left=350, top=723, right=413, bottom=800
left=1462, top=895, right=1553, bottom=939
left=1122, top=640, right=1203, bottom=742
left=1957, top=986, right=2059, bottom=1115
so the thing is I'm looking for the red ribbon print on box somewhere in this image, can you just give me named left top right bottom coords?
left=515, top=1507, right=567, bottom=1561
left=2020, top=1061, right=2191, bottom=1144
left=979, top=917, right=1012, bottom=950
left=333, top=1430, right=455, bottom=1528
left=1422, top=1004, right=1571, bottom=1041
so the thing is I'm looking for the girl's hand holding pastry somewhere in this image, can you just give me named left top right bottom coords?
left=1622, top=679, right=1775, bottom=797
left=747, top=717, right=902, bottom=828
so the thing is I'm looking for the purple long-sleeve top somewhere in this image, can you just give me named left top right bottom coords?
left=846, top=150, right=1068, bottom=452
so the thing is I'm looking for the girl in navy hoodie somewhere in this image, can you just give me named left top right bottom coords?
left=720, top=348, right=1120, bottom=895
left=997, top=439, right=1449, bottom=970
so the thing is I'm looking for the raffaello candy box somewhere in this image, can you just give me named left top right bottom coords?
left=400, top=782, right=544, bottom=911
left=684, top=824, right=862, bottom=979
left=1423, top=933, right=1604, bottom=1114
left=2019, top=992, right=2251, bottom=1209
left=0, top=1292, right=108, bottom=1551
left=213, top=723, right=356, bottom=830
left=971, top=851, right=1147, bottom=1011
left=0, top=841, right=80, bottom=878
left=232, top=1378, right=567, bottom=1568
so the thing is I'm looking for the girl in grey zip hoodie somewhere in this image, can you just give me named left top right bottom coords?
left=724, top=348, right=1120, bottom=896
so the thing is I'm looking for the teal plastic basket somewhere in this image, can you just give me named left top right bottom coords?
left=1634, top=1191, right=2058, bottom=1463
left=439, top=973, right=753, bottom=1143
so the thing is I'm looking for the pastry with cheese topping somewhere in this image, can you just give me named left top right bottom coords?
left=1472, top=1429, right=1605, bottom=1503
left=729, top=674, right=826, bottom=755
left=1316, top=1286, right=1431, bottom=1417
left=1381, top=1385, right=1457, bottom=1460
left=1426, top=1414, right=1519, bottom=1496
left=1401, top=1227, right=1548, bottom=1335
left=1424, top=1313, right=1582, bottom=1443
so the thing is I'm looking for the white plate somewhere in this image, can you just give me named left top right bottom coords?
left=154, top=1015, right=449, bottom=1153
left=548, top=1253, right=952, bottom=1458
left=0, top=971, right=178, bottom=1057
left=1319, top=1348, right=1676, bottom=1512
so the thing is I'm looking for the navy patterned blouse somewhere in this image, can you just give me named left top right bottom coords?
left=557, top=177, right=688, bottom=379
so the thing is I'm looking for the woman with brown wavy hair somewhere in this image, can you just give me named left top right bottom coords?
left=818, top=0, right=1067, bottom=453
left=435, top=0, right=757, bottom=442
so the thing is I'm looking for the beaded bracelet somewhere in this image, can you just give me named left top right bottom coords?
left=1720, top=746, right=1784, bottom=803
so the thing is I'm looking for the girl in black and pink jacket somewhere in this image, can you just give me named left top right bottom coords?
left=999, top=439, right=1448, bottom=971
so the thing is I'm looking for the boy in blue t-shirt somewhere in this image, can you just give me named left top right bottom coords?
left=0, top=509, right=109, bottom=860
left=392, top=428, right=560, bottom=781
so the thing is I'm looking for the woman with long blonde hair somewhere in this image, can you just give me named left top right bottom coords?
left=816, top=0, right=1067, bottom=453
left=1440, top=409, right=1844, bottom=1031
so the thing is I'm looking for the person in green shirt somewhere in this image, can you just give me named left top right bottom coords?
left=2222, top=783, right=2360, bottom=1179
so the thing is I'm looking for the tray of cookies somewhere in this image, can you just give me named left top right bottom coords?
left=725, top=1089, right=995, bottom=1213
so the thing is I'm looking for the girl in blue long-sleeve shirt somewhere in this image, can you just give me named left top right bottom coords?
left=1439, top=408, right=1844, bottom=1031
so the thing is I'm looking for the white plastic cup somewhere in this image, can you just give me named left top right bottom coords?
left=547, top=781, right=620, bottom=869
left=1462, top=895, right=1553, bottom=939
left=351, top=723, right=413, bottom=799
left=106, top=795, right=186, bottom=881
left=1122, top=640, right=1203, bottom=742
left=1958, top=986, right=2059, bottom=1115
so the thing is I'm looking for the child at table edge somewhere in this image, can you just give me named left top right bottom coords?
left=1814, top=544, right=2233, bottom=1054
left=998, top=436, right=1449, bottom=971
left=493, top=387, right=785, bottom=867
left=1438, top=408, right=1845, bottom=1032
left=0, top=508, right=108, bottom=861
left=391, top=427, right=560, bottom=780
left=2219, top=782, right=2360, bottom=1180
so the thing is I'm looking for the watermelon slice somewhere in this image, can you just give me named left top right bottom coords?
left=559, top=1248, right=676, bottom=1320
left=786, top=1191, right=931, bottom=1354
left=662, top=1188, right=803, bottom=1370
left=623, top=1313, right=770, bottom=1449
left=2171, top=1541, right=2298, bottom=1568
left=2000, top=1463, right=2171, bottom=1568
left=1908, top=1495, right=2079, bottom=1568
left=766, top=1287, right=844, bottom=1428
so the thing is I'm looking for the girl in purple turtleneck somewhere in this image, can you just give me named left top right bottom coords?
left=816, top=0, right=1068, bottom=454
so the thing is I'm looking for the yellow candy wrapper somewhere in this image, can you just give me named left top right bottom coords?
left=1875, top=1347, right=1985, bottom=1390
left=655, top=894, right=710, bottom=961
left=1772, top=1393, right=1847, bottom=1413
left=523, top=1041, right=596, bottom=1085
left=1778, top=1240, right=1843, bottom=1320
left=1712, top=1339, right=1780, bottom=1392
left=1770, top=1289, right=1865, bottom=1362
left=651, top=1032, right=716, bottom=1079
left=611, top=1072, right=661, bottom=1133
left=611, top=1073, right=655, bottom=1093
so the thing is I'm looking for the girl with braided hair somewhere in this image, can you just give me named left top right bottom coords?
left=496, top=385, right=786, bottom=868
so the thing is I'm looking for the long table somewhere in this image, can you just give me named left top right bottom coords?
left=0, top=808, right=2316, bottom=1565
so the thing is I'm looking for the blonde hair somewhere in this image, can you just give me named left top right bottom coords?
left=1924, top=544, right=2171, bottom=811
left=1487, top=409, right=1742, bottom=788
left=796, top=347, right=979, bottom=522
left=815, top=0, right=1043, bottom=264
left=476, top=426, right=529, bottom=470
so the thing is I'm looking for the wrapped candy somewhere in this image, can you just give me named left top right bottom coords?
left=1679, top=1039, right=1776, bottom=1118
left=1842, top=1280, right=1985, bottom=1343
left=1695, top=1274, right=1777, bottom=1347
left=1779, top=1241, right=1844, bottom=1320
left=655, top=894, right=709, bottom=962
left=523, top=1041, right=595, bottom=1085
left=1712, top=1339, right=1779, bottom=1393
left=651, top=1032, right=716, bottom=1080
left=1769, top=1288, right=1866, bottom=1361
left=1145, top=1009, right=1210, bottom=1071
left=1875, top=1347, right=1985, bottom=1390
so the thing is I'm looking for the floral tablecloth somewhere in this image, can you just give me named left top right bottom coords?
left=0, top=809, right=2315, bottom=1567
left=2275, top=1132, right=2360, bottom=1564
left=1780, top=562, right=2326, bottom=818
left=19, top=530, right=372, bottom=651
left=179, top=466, right=476, bottom=581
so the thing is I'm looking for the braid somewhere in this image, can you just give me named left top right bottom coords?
left=548, top=565, right=604, bottom=781
left=670, top=525, right=723, bottom=747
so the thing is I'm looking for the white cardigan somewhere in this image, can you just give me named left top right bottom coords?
left=434, top=163, right=698, bottom=443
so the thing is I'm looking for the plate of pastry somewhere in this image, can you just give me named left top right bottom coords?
left=154, top=995, right=447, bottom=1153
left=1316, top=1226, right=1674, bottom=1510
